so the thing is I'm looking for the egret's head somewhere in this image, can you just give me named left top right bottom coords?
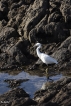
left=34, top=43, right=41, bottom=47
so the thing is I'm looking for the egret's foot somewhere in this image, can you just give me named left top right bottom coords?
left=45, top=68, right=49, bottom=81
left=47, top=77, right=53, bottom=81
left=45, top=68, right=48, bottom=74
left=45, top=68, right=53, bottom=81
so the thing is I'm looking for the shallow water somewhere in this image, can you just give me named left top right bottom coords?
left=0, top=71, right=63, bottom=98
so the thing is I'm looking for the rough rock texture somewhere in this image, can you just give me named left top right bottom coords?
left=0, top=27, right=29, bottom=69
left=34, top=77, right=71, bottom=106
left=52, top=36, right=71, bottom=70
left=0, top=0, right=71, bottom=105
left=0, top=77, right=71, bottom=106
left=0, top=0, right=71, bottom=70
left=0, top=88, right=37, bottom=106
left=4, top=79, right=29, bottom=88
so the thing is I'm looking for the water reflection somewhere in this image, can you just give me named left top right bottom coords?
left=0, top=71, right=63, bottom=98
left=21, top=73, right=63, bottom=98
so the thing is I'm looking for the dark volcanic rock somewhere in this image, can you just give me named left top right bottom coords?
left=0, top=88, right=37, bottom=106
left=51, top=36, right=71, bottom=70
left=0, top=0, right=71, bottom=105
left=52, top=48, right=69, bottom=62
left=59, top=36, right=71, bottom=49
left=0, top=77, right=71, bottom=106
left=19, top=0, right=48, bottom=39
left=44, top=22, right=69, bottom=42
left=4, top=79, right=29, bottom=88
left=60, top=0, right=71, bottom=28
left=0, top=0, right=71, bottom=70
left=0, top=27, right=19, bottom=41
left=0, top=27, right=29, bottom=69
left=0, top=1, right=8, bottom=21
left=34, top=77, right=71, bottom=106
left=0, top=12, right=4, bottom=20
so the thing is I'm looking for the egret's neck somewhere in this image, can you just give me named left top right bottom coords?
left=36, top=45, right=41, bottom=57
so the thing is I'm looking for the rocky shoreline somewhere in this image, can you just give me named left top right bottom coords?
left=0, top=0, right=71, bottom=71
left=0, top=77, right=71, bottom=106
left=0, top=0, right=71, bottom=105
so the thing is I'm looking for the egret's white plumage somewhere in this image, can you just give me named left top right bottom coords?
left=34, top=43, right=58, bottom=65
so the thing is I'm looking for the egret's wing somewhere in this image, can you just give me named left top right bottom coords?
left=40, top=53, right=58, bottom=64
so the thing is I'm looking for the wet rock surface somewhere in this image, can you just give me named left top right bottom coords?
left=0, top=77, right=71, bottom=106
left=0, top=87, right=37, bottom=106
left=34, top=77, right=71, bottom=106
left=0, top=0, right=71, bottom=105
left=4, top=79, right=29, bottom=88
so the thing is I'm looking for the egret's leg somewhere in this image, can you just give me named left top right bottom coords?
left=45, top=68, right=49, bottom=80
left=45, top=68, right=53, bottom=81
left=45, top=68, right=48, bottom=74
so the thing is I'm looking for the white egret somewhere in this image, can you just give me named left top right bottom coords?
left=34, top=43, right=58, bottom=80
